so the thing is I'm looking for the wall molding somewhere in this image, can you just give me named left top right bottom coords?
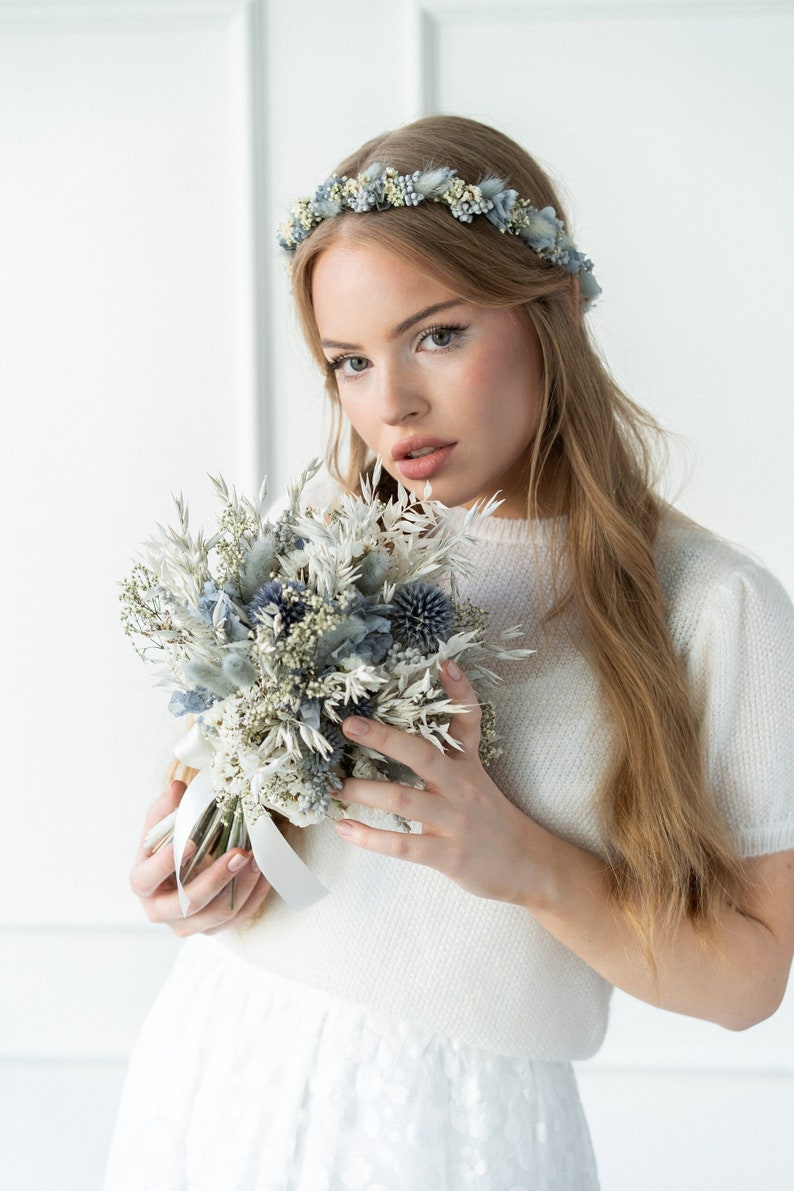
left=412, top=0, right=794, bottom=109
left=0, top=0, right=250, bottom=25
left=418, top=0, right=794, bottom=19
left=0, top=0, right=272, bottom=534
left=245, top=0, right=272, bottom=485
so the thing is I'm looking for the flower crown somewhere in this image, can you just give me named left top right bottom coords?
left=277, top=163, right=601, bottom=310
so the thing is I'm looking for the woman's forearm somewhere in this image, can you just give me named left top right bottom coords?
left=520, top=822, right=794, bottom=1030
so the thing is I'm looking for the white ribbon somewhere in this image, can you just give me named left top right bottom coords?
left=171, top=725, right=329, bottom=916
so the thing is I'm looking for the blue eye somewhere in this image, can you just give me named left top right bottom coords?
left=326, top=354, right=370, bottom=377
left=419, top=323, right=467, bottom=351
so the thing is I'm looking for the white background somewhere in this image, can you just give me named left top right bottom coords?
left=0, top=1, right=792, bottom=1188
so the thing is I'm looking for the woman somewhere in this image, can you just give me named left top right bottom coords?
left=107, top=116, right=794, bottom=1190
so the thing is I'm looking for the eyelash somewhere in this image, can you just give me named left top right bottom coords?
left=326, top=322, right=468, bottom=379
left=326, top=353, right=364, bottom=377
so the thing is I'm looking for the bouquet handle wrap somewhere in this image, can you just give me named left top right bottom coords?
left=172, top=726, right=329, bottom=915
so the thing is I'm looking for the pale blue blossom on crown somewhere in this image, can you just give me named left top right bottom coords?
left=350, top=184, right=378, bottom=213
left=578, top=266, right=602, bottom=304
left=519, top=206, right=562, bottom=253
left=358, top=162, right=385, bottom=186
left=477, top=175, right=510, bottom=201
left=484, top=187, right=519, bottom=232
left=277, top=163, right=601, bottom=310
left=441, top=176, right=495, bottom=223
left=413, top=166, right=455, bottom=198
left=313, top=195, right=344, bottom=219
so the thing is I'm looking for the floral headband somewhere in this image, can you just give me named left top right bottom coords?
left=277, top=163, right=601, bottom=310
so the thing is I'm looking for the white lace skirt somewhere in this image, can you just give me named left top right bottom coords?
left=105, top=936, right=598, bottom=1191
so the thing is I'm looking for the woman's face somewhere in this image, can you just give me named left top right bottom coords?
left=311, top=242, right=545, bottom=516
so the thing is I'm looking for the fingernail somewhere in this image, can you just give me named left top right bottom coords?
left=228, top=853, right=247, bottom=873
left=344, top=717, right=370, bottom=737
left=446, top=660, right=462, bottom=680
left=336, top=821, right=354, bottom=837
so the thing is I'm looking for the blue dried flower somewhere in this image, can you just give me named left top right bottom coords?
left=485, top=187, right=519, bottom=232
left=198, top=580, right=250, bottom=641
left=278, top=168, right=600, bottom=311
left=390, top=582, right=455, bottom=652
left=301, top=718, right=346, bottom=777
left=343, top=694, right=374, bottom=719
left=313, top=596, right=392, bottom=670
left=248, top=579, right=307, bottom=631
left=168, top=686, right=216, bottom=717
left=578, top=266, right=602, bottom=305
left=521, top=205, right=562, bottom=253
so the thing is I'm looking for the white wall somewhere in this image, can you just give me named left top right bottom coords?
left=1, top=1, right=792, bottom=1188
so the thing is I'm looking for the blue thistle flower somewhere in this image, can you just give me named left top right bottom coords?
left=343, top=694, right=374, bottom=719
left=247, top=579, right=307, bottom=631
left=300, top=718, right=346, bottom=777
left=390, top=582, right=455, bottom=652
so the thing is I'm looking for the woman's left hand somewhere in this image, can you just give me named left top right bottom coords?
left=336, top=661, right=542, bottom=905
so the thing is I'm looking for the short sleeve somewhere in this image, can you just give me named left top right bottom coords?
left=683, top=558, right=794, bottom=857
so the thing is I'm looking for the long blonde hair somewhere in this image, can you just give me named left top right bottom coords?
left=288, top=115, right=745, bottom=954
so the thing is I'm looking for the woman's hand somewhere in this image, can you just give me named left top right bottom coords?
left=130, top=780, right=272, bottom=937
left=335, top=663, right=794, bottom=1030
left=335, top=660, right=543, bottom=906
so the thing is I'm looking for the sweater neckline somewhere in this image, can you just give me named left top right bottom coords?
left=441, top=504, right=566, bottom=545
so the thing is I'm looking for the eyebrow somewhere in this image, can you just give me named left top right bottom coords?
left=319, top=299, right=466, bottom=351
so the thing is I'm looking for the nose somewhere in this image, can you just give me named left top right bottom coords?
left=375, top=357, right=429, bottom=425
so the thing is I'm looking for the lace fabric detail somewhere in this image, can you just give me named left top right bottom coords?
left=106, top=937, right=598, bottom=1191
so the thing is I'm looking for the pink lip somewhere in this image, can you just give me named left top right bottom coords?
left=391, top=437, right=456, bottom=482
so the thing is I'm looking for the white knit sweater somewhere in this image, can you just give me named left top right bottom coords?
left=218, top=505, right=794, bottom=1060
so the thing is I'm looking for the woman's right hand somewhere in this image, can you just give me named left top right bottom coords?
left=130, top=780, right=272, bottom=937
